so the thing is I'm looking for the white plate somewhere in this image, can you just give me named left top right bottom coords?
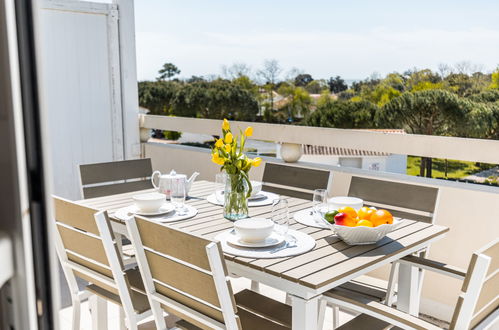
left=115, top=203, right=175, bottom=218
left=226, top=231, right=285, bottom=248
left=206, top=191, right=279, bottom=207
left=248, top=193, right=267, bottom=201
left=293, top=208, right=331, bottom=229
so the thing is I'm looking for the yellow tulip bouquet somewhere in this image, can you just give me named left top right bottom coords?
left=211, top=119, right=262, bottom=219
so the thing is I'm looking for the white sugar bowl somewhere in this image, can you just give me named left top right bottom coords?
left=132, top=192, right=166, bottom=213
left=234, top=218, right=274, bottom=243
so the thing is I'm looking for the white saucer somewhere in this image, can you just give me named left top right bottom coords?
left=248, top=193, right=267, bottom=201
left=226, top=232, right=285, bottom=248
left=115, top=203, right=175, bottom=219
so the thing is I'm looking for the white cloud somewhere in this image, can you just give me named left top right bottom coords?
left=136, top=27, right=499, bottom=80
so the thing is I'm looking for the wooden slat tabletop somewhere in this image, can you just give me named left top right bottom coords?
left=78, top=180, right=449, bottom=291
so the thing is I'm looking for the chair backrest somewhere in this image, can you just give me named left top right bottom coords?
left=126, top=216, right=242, bottom=330
left=79, top=158, right=153, bottom=199
left=53, top=196, right=136, bottom=310
left=450, top=239, right=499, bottom=329
left=348, top=176, right=439, bottom=223
left=262, top=162, right=330, bottom=200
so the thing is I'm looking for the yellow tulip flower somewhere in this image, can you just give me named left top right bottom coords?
left=211, top=153, right=224, bottom=165
left=224, top=132, right=233, bottom=144
left=224, top=144, right=231, bottom=153
left=215, top=138, right=223, bottom=148
left=222, top=118, right=230, bottom=131
left=252, top=157, right=262, bottom=167
left=244, top=126, right=253, bottom=137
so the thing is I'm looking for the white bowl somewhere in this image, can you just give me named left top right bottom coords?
left=328, top=196, right=363, bottom=211
left=333, top=219, right=403, bottom=245
left=132, top=192, right=166, bottom=213
left=250, top=181, right=263, bottom=197
left=234, top=218, right=274, bottom=243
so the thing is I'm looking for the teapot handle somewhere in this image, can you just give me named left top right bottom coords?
left=151, top=170, right=161, bottom=189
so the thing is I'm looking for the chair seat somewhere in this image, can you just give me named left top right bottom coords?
left=335, top=275, right=390, bottom=302
left=336, top=313, right=402, bottom=330
left=174, top=289, right=292, bottom=330
left=235, top=289, right=292, bottom=329
left=85, top=268, right=149, bottom=313
left=122, top=243, right=136, bottom=258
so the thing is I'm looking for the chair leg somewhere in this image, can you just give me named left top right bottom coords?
left=71, top=297, right=81, bottom=330
left=150, top=299, right=167, bottom=329
left=89, top=295, right=107, bottom=330
left=250, top=280, right=260, bottom=293
left=317, top=299, right=327, bottom=330
left=332, top=305, right=340, bottom=329
left=385, top=261, right=399, bottom=306
left=119, top=307, right=126, bottom=330
left=125, top=314, right=138, bottom=330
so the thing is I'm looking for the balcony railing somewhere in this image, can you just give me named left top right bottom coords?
left=138, top=115, right=499, bottom=322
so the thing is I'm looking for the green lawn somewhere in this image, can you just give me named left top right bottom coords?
left=407, top=156, right=483, bottom=179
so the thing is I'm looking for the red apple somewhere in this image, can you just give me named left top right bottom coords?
left=334, top=212, right=348, bottom=226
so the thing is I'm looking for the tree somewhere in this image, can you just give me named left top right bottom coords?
left=380, top=90, right=470, bottom=177
left=305, top=80, right=327, bottom=94
left=171, top=79, right=259, bottom=121
left=138, top=80, right=179, bottom=115
left=157, top=62, right=181, bottom=80
left=327, top=76, right=348, bottom=94
left=467, top=90, right=499, bottom=139
left=257, top=59, right=282, bottom=85
left=221, top=63, right=252, bottom=80
left=257, top=59, right=282, bottom=118
left=490, top=69, right=499, bottom=89
left=277, top=84, right=312, bottom=122
left=305, top=99, right=379, bottom=129
left=294, top=74, right=313, bottom=87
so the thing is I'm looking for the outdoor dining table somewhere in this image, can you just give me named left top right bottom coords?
left=79, top=180, right=449, bottom=330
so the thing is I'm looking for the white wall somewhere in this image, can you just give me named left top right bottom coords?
left=39, top=0, right=139, bottom=199
left=385, top=154, right=407, bottom=174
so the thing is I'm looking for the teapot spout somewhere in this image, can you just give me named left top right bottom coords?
left=186, top=172, right=200, bottom=190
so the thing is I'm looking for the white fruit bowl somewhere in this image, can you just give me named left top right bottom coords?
left=332, top=219, right=403, bottom=245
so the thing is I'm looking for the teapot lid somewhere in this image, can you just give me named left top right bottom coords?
left=167, top=170, right=186, bottom=178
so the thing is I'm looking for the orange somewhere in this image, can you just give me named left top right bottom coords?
left=356, top=220, right=374, bottom=227
left=338, top=206, right=357, bottom=219
left=358, top=206, right=375, bottom=220
left=344, top=217, right=358, bottom=227
left=371, top=209, right=393, bottom=227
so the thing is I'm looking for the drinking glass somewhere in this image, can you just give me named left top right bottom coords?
left=171, top=177, right=187, bottom=215
left=271, top=197, right=289, bottom=237
left=312, top=189, right=327, bottom=217
left=214, top=172, right=226, bottom=204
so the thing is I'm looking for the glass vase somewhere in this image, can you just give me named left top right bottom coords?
left=223, top=173, right=249, bottom=220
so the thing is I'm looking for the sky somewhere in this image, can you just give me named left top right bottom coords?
left=134, top=0, right=499, bottom=82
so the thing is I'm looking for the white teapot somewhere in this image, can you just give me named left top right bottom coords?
left=151, top=170, right=200, bottom=198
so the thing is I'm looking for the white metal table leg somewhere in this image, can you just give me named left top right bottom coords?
left=290, top=294, right=320, bottom=330
left=397, top=263, right=420, bottom=316
left=89, top=295, right=108, bottom=330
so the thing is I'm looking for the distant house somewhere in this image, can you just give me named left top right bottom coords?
left=259, top=90, right=336, bottom=117
left=278, top=129, right=408, bottom=174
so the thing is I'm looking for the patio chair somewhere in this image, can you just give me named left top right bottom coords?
left=323, top=175, right=439, bottom=327
left=53, top=196, right=151, bottom=330
left=262, top=162, right=331, bottom=200
left=259, top=162, right=330, bottom=295
left=125, top=215, right=292, bottom=329
left=79, top=158, right=153, bottom=199
left=319, top=238, right=499, bottom=330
